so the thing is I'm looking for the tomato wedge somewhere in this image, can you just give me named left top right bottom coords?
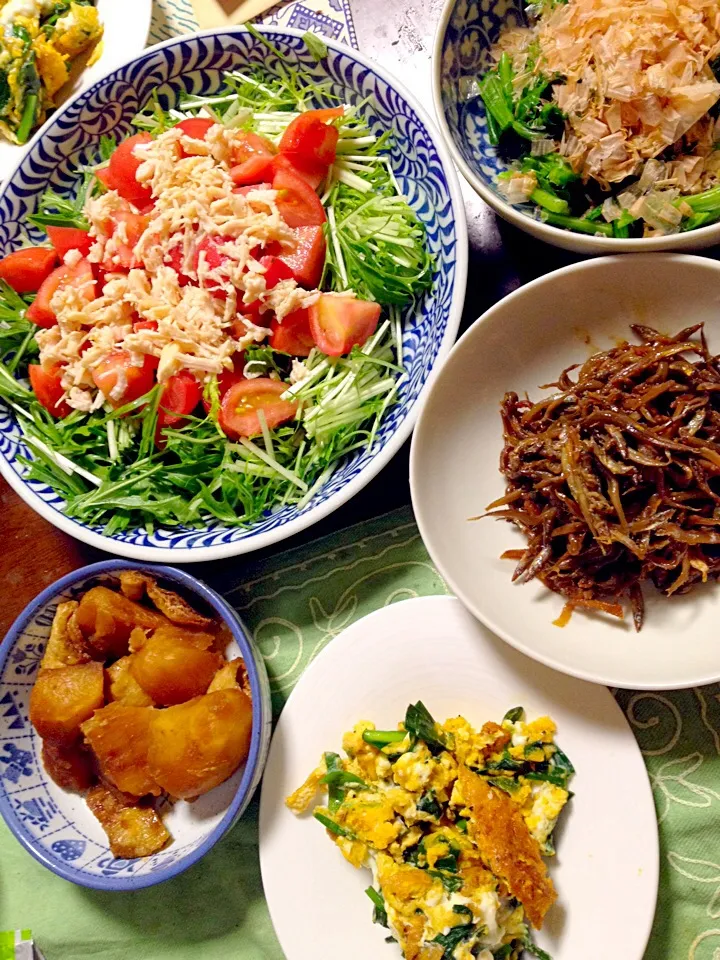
left=230, top=154, right=276, bottom=187
left=29, top=363, right=71, bottom=418
left=278, top=225, right=325, bottom=288
left=175, top=117, right=215, bottom=141
left=92, top=352, right=156, bottom=408
left=219, top=378, right=298, bottom=439
left=269, top=307, right=315, bottom=357
left=0, top=248, right=57, bottom=294
left=107, top=133, right=153, bottom=206
left=157, top=371, right=202, bottom=428
left=46, top=226, right=92, bottom=259
left=272, top=166, right=326, bottom=228
left=278, top=110, right=339, bottom=177
left=133, top=318, right=158, bottom=332
left=232, top=131, right=276, bottom=165
left=201, top=354, right=245, bottom=414
left=308, top=294, right=381, bottom=356
left=26, top=258, right=96, bottom=328
left=95, top=166, right=117, bottom=191
left=259, top=255, right=294, bottom=289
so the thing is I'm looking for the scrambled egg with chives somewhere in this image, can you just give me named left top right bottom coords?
left=287, top=703, right=574, bottom=960
left=0, top=0, right=102, bottom=143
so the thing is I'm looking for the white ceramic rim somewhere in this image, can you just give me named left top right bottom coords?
left=430, top=0, right=720, bottom=254
left=0, top=25, right=468, bottom=563
left=409, top=252, right=720, bottom=690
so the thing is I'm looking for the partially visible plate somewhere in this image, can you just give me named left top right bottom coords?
left=0, top=0, right=151, bottom=181
left=259, top=595, right=658, bottom=960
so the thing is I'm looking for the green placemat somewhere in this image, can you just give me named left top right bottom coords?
left=3, top=505, right=720, bottom=959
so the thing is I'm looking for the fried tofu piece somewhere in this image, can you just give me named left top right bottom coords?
left=75, top=586, right=168, bottom=659
left=42, top=741, right=96, bottom=792
left=207, top=657, right=250, bottom=697
left=459, top=766, right=556, bottom=928
left=107, top=656, right=154, bottom=708
left=119, top=572, right=215, bottom=629
left=41, top=601, right=91, bottom=670
left=81, top=702, right=161, bottom=798
left=30, top=662, right=105, bottom=744
left=86, top=783, right=169, bottom=859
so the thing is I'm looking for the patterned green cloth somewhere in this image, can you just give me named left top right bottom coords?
left=3, top=505, right=720, bottom=958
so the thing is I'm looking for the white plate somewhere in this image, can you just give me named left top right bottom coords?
left=0, top=0, right=151, bottom=182
left=259, top=596, right=658, bottom=960
left=411, top=253, right=720, bottom=690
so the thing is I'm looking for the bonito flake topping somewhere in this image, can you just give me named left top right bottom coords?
left=39, top=123, right=320, bottom=411
left=497, top=0, right=720, bottom=186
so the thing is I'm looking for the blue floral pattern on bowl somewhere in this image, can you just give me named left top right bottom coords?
left=0, top=27, right=466, bottom=561
left=0, top=561, right=273, bottom=890
left=437, top=0, right=526, bottom=198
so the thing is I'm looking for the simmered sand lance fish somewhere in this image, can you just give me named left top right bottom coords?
left=288, top=702, right=573, bottom=959
left=483, top=323, right=720, bottom=630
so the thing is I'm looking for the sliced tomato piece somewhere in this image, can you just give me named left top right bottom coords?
left=164, top=243, right=192, bottom=285
left=310, top=106, right=344, bottom=122
left=278, top=225, right=326, bottom=289
left=104, top=207, right=150, bottom=270
left=272, top=166, right=326, bottom=228
left=270, top=307, right=315, bottom=357
left=202, top=354, right=246, bottom=414
left=29, top=363, right=71, bottom=418
left=107, top=133, right=153, bottom=206
left=259, top=255, right=294, bottom=289
left=273, top=153, right=324, bottom=190
left=95, top=166, right=117, bottom=191
left=231, top=131, right=276, bottom=165
left=194, top=235, right=237, bottom=294
left=233, top=181, right=273, bottom=196
left=46, top=226, right=92, bottom=259
left=0, top=247, right=58, bottom=294
left=92, top=351, right=156, bottom=408
left=157, top=371, right=202, bottom=428
left=219, top=377, right=297, bottom=439
left=309, top=294, right=381, bottom=357
left=175, top=117, right=215, bottom=140
left=230, top=154, right=276, bottom=187
left=133, top=318, right=158, bottom=332
left=279, top=110, right=339, bottom=172
left=26, top=258, right=96, bottom=328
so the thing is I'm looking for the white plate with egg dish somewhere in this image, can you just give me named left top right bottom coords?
left=0, top=0, right=151, bottom=180
left=411, top=253, right=720, bottom=691
left=259, top=596, right=658, bottom=960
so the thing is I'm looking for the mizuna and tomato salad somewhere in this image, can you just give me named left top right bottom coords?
left=0, top=42, right=432, bottom=534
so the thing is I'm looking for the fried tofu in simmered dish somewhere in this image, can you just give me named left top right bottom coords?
left=30, top=574, right=253, bottom=859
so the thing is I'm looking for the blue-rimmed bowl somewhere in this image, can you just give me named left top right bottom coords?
left=0, top=26, right=467, bottom=562
left=432, top=0, right=720, bottom=254
left=0, top=560, right=271, bottom=890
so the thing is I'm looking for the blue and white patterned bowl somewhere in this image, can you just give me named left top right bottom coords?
left=0, top=560, right=272, bottom=890
left=432, top=0, right=720, bottom=253
left=0, top=26, right=467, bottom=562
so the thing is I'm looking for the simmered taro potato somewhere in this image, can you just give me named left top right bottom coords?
left=107, top=656, right=154, bottom=708
left=86, top=783, right=170, bottom=859
left=149, top=623, right=216, bottom=651
left=42, top=741, right=97, bottom=792
left=147, top=689, right=253, bottom=799
left=81, top=702, right=161, bottom=797
left=30, top=662, right=105, bottom=744
left=130, top=634, right=222, bottom=706
left=75, top=586, right=168, bottom=659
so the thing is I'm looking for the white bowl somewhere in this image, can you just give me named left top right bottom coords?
left=432, top=0, right=720, bottom=254
left=411, top=253, right=720, bottom=690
